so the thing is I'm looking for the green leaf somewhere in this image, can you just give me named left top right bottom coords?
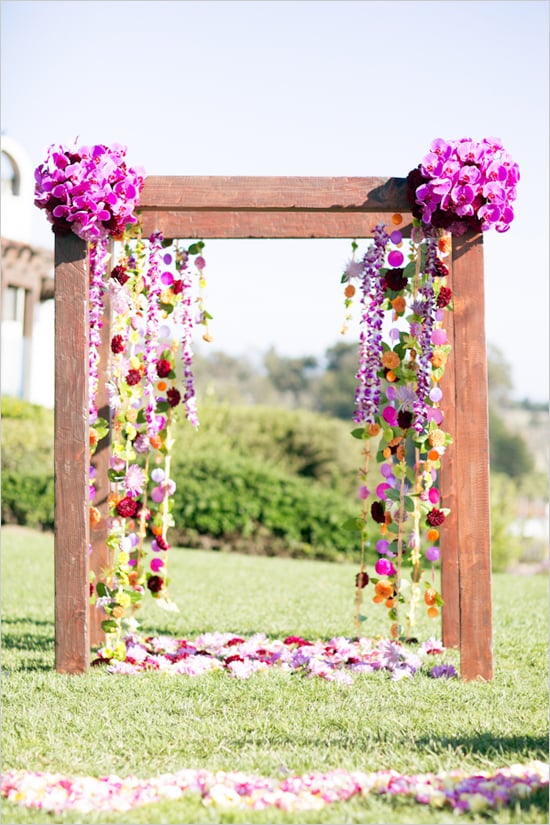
left=404, top=496, right=416, bottom=513
left=101, top=619, right=119, bottom=634
left=358, top=614, right=367, bottom=623
left=387, top=522, right=400, bottom=534
left=95, top=582, right=109, bottom=598
left=350, top=427, right=366, bottom=440
left=403, top=260, right=417, bottom=279
left=342, top=517, right=364, bottom=533
left=188, top=241, right=204, bottom=255
left=92, top=418, right=110, bottom=441
left=385, top=488, right=401, bottom=503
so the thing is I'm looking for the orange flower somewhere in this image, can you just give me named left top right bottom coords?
left=150, top=435, right=163, bottom=450
left=89, top=506, right=101, bottom=527
left=391, top=213, right=403, bottom=225
left=111, top=605, right=125, bottom=619
left=89, top=430, right=99, bottom=448
left=428, top=449, right=440, bottom=462
left=382, top=351, right=400, bottom=370
left=427, top=528, right=440, bottom=542
left=108, top=492, right=122, bottom=510
left=427, top=606, right=439, bottom=619
left=344, top=284, right=356, bottom=298
left=424, top=588, right=437, bottom=607
left=386, top=370, right=397, bottom=382
left=367, top=423, right=381, bottom=437
left=431, top=351, right=447, bottom=369
left=157, top=381, right=167, bottom=392
left=391, top=296, right=406, bottom=314
left=438, top=235, right=452, bottom=255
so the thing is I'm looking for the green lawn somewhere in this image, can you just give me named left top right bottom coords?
left=1, top=526, right=548, bottom=824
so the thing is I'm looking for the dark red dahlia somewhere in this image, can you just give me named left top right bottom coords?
left=397, top=409, right=413, bottom=430
left=116, top=496, right=138, bottom=518
left=166, top=387, right=181, bottom=407
left=126, top=369, right=141, bottom=386
left=433, top=259, right=449, bottom=278
left=426, top=508, right=446, bottom=527
left=154, top=534, right=171, bottom=551
left=172, top=280, right=184, bottom=294
left=156, top=359, right=172, bottom=378
left=437, top=286, right=453, bottom=308
left=110, top=334, right=125, bottom=354
left=371, top=500, right=386, bottom=524
left=111, top=265, right=130, bottom=286
left=147, top=575, right=164, bottom=594
left=383, top=268, right=408, bottom=292
left=355, top=571, right=369, bottom=589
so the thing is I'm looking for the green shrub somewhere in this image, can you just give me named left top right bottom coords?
left=490, top=471, right=524, bottom=572
left=170, top=445, right=366, bottom=561
left=171, top=401, right=362, bottom=496
left=1, top=470, right=55, bottom=529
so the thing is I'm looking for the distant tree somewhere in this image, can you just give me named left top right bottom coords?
left=487, top=342, right=514, bottom=407
left=263, top=347, right=318, bottom=407
left=314, top=341, right=357, bottom=420
left=489, top=407, right=534, bottom=478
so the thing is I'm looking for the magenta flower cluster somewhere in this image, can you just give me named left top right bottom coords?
left=407, top=137, right=519, bottom=236
left=34, top=142, right=144, bottom=241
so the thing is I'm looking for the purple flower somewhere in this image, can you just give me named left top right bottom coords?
left=429, top=664, right=458, bottom=679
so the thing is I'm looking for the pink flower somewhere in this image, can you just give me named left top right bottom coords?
left=375, top=558, right=397, bottom=576
left=124, top=464, right=146, bottom=497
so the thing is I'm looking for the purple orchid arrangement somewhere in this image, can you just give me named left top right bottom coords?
left=34, top=142, right=144, bottom=241
left=407, top=137, right=520, bottom=236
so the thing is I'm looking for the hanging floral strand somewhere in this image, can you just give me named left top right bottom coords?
left=343, top=136, right=519, bottom=643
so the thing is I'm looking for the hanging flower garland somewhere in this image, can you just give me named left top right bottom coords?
left=34, top=141, right=212, bottom=656
left=94, top=233, right=210, bottom=657
left=342, top=136, right=519, bottom=641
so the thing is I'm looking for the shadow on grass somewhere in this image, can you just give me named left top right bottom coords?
left=415, top=732, right=549, bottom=763
left=1, top=617, right=55, bottom=660
left=2, top=618, right=55, bottom=675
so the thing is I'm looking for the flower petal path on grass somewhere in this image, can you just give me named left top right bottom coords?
left=2, top=762, right=547, bottom=816
left=94, top=632, right=453, bottom=682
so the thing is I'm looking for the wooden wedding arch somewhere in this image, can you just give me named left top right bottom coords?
left=54, top=175, right=492, bottom=680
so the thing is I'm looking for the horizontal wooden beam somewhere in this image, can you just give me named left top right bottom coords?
left=138, top=176, right=412, bottom=213
left=139, top=209, right=413, bottom=239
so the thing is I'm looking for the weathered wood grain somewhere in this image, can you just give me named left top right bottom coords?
left=452, top=232, right=493, bottom=681
left=139, top=176, right=412, bottom=211
left=139, top=210, right=413, bottom=239
left=54, top=233, right=90, bottom=673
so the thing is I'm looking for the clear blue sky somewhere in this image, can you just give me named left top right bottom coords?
left=1, top=0, right=548, bottom=401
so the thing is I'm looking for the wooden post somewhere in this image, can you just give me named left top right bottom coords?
left=451, top=231, right=493, bottom=680
left=54, top=233, right=90, bottom=673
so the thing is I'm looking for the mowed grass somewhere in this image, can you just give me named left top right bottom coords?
left=1, top=526, right=548, bottom=824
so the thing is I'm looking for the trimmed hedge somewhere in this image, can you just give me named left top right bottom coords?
left=1, top=397, right=367, bottom=560
left=169, top=445, right=364, bottom=560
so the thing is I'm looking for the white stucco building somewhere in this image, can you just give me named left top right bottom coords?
left=1, top=136, right=55, bottom=406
